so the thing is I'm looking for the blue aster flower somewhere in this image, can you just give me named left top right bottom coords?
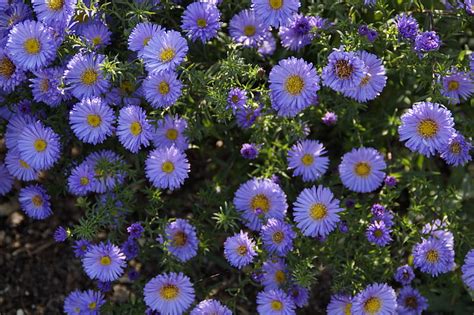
left=73, top=239, right=91, bottom=258
left=287, top=139, right=329, bottom=182
left=144, top=272, right=195, bottom=315
left=0, top=47, right=26, bottom=93
left=235, top=103, right=262, bottom=129
left=190, top=299, right=232, bottom=315
left=6, top=20, right=57, bottom=71
left=366, top=220, right=392, bottom=247
left=82, top=21, right=112, bottom=49
left=279, top=14, right=330, bottom=51
left=338, top=147, right=386, bottom=193
left=143, top=70, right=183, bottom=108
left=258, top=31, right=277, bottom=56
left=440, top=132, right=472, bottom=166
left=64, top=290, right=84, bottom=315
left=68, top=163, right=97, bottom=196
left=223, top=230, right=257, bottom=269
left=233, top=178, right=288, bottom=231
left=398, top=101, right=455, bottom=157
left=352, top=283, right=397, bottom=315
left=462, top=249, right=474, bottom=290
left=421, top=219, right=454, bottom=249
left=5, top=147, right=39, bottom=181
left=269, top=57, right=320, bottom=117
left=127, top=222, right=144, bottom=239
left=117, top=105, right=153, bottom=153
left=30, top=66, right=69, bottom=107
left=227, top=87, right=247, bottom=112
left=240, top=143, right=260, bottom=159
left=394, top=265, right=415, bottom=286
left=84, top=150, right=126, bottom=193
left=32, top=0, right=76, bottom=26
left=69, top=97, right=115, bottom=145
left=396, top=286, right=428, bottom=315
left=145, top=146, right=190, bottom=190
left=322, top=111, right=338, bottom=126
left=413, top=236, right=455, bottom=277
left=293, top=185, right=343, bottom=238
left=440, top=69, right=474, bottom=104
left=165, top=219, right=199, bottom=262
left=395, top=13, right=419, bottom=41
left=414, top=31, right=441, bottom=54
left=229, top=9, right=266, bottom=47
left=64, top=52, right=110, bottom=99
left=53, top=226, right=68, bottom=242
left=251, top=0, right=300, bottom=27
left=261, top=258, right=289, bottom=290
left=17, top=121, right=61, bottom=170
left=322, top=49, right=367, bottom=93
left=79, top=289, right=105, bottom=314
left=121, top=238, right=139, bottom=260
left=142, top=30, right=188, bottom=74
left=128, top=22, right=165, bottom=56
left=82, top=241, right=126, bottom=282
left=327, top=293, right=353, bottom=315
left=181, top=2, right=221, bottom=43
left=152, top=115, right=189, bottom=151
left=0, top=163, right=14, bottom=196
left=0, top=1, right=33, bottom=41
left=256, top=289, right=296, bottom=315
left=289, top=284, right=309, bottom=308
left=19, top=184, right=52, bottom=220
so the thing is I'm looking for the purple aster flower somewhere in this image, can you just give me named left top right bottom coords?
left=145, top=146, right=190, bottom=190
left=293, top=185, right=343, bottom=237
left=397, top=286, right=428, bottom=315
left=142, top=30, right=188, bottom=74
left=289, top=284, right=309, bottom=308
left=5, top=147, right=38, bottom=181
left=229, top=9, right=266, bottom=47
left=413, top=237, right=455, bottom=277
left=144, top=272, right=195, bottom=314
left=117, top=105, right=153, bottom=153
left=414, top=31, right=441, bottom=54
left=256, top=289, right=296, bottom=315
left=19, top=184, right=52, bottom=220
left=223, top=230, right=257, bottom=269
left=30, top=66, right=68, bottom=107
left=240, top=143, right=260, bottom=159
left=128, top=22, right=165, bottom=56
left=279, top=14, right=329, bottom=51
left=269, top=57, right=320, bottom=117
left=6, top=20, right=57, bottom=71
left=261, top=258, right=289, bottom=290
left=398, top=101, right=455, bottom=157
left=79, top=289, right=105, bottom=314
left=17, top=121, right=61, bottom=170
left=343, top=51, right=387, bottom=102
left=394, top=265, right=415, bottom=286
left=384, top=175, right=397, bottom=187
left=440, top=132, right=472, bottom=166
left=261, top=218, right=295, bottom=256
left=369, top=204, right=395, bottom=228
left=236, top=104, right=262, bottom=129
left=327, top=293, right=352, bottom=315
left=358, top=24, right=369, bottom=36
left=258, top=31, right=277, bottom=56
left=322, top=111, right=338, bottom=126
left=322, top=49, right=367, bottom=93
left=54, top=226, right=68, bottom=242
left=0, top=47, right=26, bottom=93
left=0, top=2, right=33, bottom=40
left=128, top=269, right=140, bottom=281
left=127, top=222, right=144, bottom=239
left=353, top=283, right=397, bottom=314
left=152, top=115, right=189, bottom=151
left=181, top=2, right=221, bottom=43
left=462, top=249, right=474, bottom=290
left=82, top=241, right=126, bottom=282
left=143, top=70, right=183, bottom=108
left=190, top=299, right=232, bottom=315
left=339, top=147, right=387, bottom=193
left=84, top=150, right=126, bottom=194
left=82, top=21, right=111, bottom=48
left=421, top=219, right=454, bottom=249
left=287, top=139, right=329, bottom=182
left=233, top=178, right=288, bottom=231
left=367, top=29, right=378, bottom=42
left=73, top=239, right=91, bottom=258
left=395, top=13, right=419, bottom=40
left=165, top=219, right=198, bottom=262
left=227, top=87, right=247, bottom=112
left=32, top=0, right=76, bottom=26
left=0, top=163, right=14, bottom=196
left=97, top=280, right=112, bottom=292
left=64, top=290, right=84, bottom=315
left=366, top=220, right=392, bottom=246
left=5, top=114, right=35, bottom=150
left=64, top=53, right=110, bottom=99
left=441, top=69, right=474, bottom=104
left=251, top=0, right=300, bottom=28
left=121, top=238, right=139, bottom=260
left=69, top=97, right=115, bottom=145
left=338, top=220, right=349, bottom=233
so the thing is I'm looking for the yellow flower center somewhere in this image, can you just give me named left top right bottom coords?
left=166, top=128, right=178, bottom=140
left=34, top=139, right=47, bottom=152
left=80, top=177, right=89, bottom=186
left=360, top=75, right=370, bottom=86
left=231, top=95, right=239, bottom=103
left=92, top=36, right=102, bottom=46
left=81, top=69, right=99, bottom=86
left=32, top=195, right=43, bottom=207
left=275, top=270, right=285, bottom=284
left=160, top=48, right=175, bottom=63
left=272, top=231, right=284, bottom=244
left=237, top=245, right=247, bottom=256
left=426, top=249, right=439, bottom=263
left=244, top=25, right=256, bottom=36
left=20, top=160, right=30, bottom=169
left=40, top=79, right=49, bottom=92
left=417, top=119, right=438, bottom=138
left=143, top=36, right=151, bottom=46
left=88, top=302, right=96, bottom=310
left=120, top=81, right=134, bottom=94
left=335, top=60, right=354, bottom=79
left=197, top=18, right=207, bottom=28
left=100, top=256, right=111, bottom=266
left=285, top=75, right=305, bottom=96
left=130, top=121, right=142, bottom=136
left=161, top=161, right=175, bottom=173
left=405, top=296, right=418, bottom=309
left=450, top=142, right=461, bottom=154
left=374, top=229, right=383, bottom=238
left=48, top=0, right=64, bottom=11
left=173, top=231, right=187, bottom=247
left=271, top=300, right=283, bottom=311
left=24, top=38, right=41, bottom=55
left=158, top=81, right=170, bottom=95
left=87, top=114, right=102, bottom=127
left=160, top=284, right=180, bottom=300
left=269, top=0, right=283, bottom=10
left=364, top=297, right=382, bottom=314
left=310, top=203, right=327, bottom=220
left=251, top=194, right=270, bottom=213
left=354, top=162, right=371, bottom=177
left=344, top=303, right=352, bottom=315
left=447, top=80, right=459, bottom=91
left=301, top=154, right=314, bottom=166
left=0, top=57, right=15, bottom=77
